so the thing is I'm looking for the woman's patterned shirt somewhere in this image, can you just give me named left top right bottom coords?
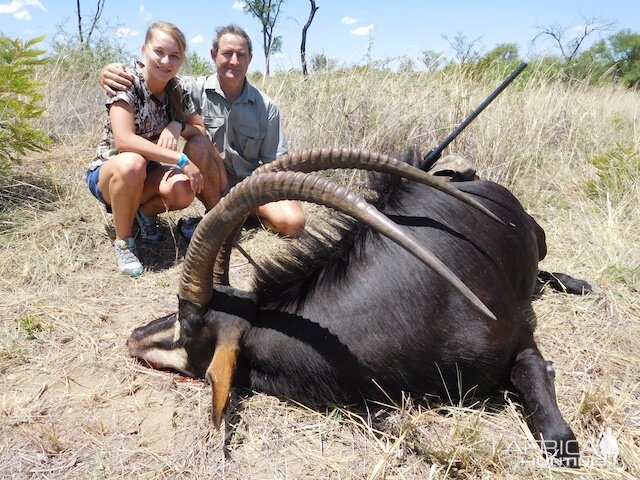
left=89, top=61, right=195, bottom=171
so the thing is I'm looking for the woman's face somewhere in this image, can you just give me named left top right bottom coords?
left=143, top=30, right=183, bottom=83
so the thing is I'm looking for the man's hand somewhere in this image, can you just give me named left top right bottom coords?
left=182, top=161, right=204, bottom=195
left=158, top=121, right=182, bottom=151
left=100, top=63, right=133, bottom=95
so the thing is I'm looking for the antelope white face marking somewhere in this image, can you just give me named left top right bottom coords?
left=141, top=347, right=195, bottom=377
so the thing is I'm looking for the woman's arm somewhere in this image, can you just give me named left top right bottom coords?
left=157, top=112, right=206, bottom=151
left=110, top=101, right=204, bottom=194
left=109, top=100, right=183, bottom=164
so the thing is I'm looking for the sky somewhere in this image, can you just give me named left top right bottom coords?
left=1, top=0, right=638, bottom=73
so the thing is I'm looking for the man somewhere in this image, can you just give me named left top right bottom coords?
left=101, top=24, right=305, bottom=239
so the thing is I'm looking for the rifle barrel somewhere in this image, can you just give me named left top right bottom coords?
left=424, top=62, right=528, bottom=168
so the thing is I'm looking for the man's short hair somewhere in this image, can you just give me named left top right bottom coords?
left=212, top=24, right=253, bottom=56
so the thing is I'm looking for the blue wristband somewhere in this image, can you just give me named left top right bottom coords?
left=177, top=153, right=189, bottom=168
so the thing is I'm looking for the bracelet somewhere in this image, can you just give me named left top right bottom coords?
left=177, top=153, right=189, bottom=168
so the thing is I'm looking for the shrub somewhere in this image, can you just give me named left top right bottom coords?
left=0, top=35, right=50, bottom=176
left=182, top=51, right=215, bottom=76
left=584, top=144, right=640, bottom=206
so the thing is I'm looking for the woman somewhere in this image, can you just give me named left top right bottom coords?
left=87, top=22, right=205, bottom=277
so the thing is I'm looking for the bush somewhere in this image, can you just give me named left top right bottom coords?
left=182, top=51, right=215, bottom=76
left=0, top=35, right=50, bottom=175
left=584, top=144, right=640, bottom=206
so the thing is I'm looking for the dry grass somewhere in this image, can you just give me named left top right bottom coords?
left=0, top=69, right=638, bottom=479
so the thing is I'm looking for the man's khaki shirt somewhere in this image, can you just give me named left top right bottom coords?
left=181, top=74, right=288, bottom=179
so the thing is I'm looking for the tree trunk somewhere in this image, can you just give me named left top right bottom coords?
left=75, top=0, right=106, bottom=47
left=300, top=0, right=319, bottom=77
left=76, top=0, right=84, bottom=44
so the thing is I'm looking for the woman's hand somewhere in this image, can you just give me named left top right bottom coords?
left=158, top=121, right=182, bottom=151
left=181, top=161, right=204, bottom=195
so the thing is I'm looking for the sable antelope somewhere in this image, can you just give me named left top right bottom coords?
left=128, top=148, right=581, bottom=466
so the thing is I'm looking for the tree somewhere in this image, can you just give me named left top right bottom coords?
left=475, top=43, right=520, bottom=73
left=243, top=0, right=285, bottom=77
left=481, top=43, right=519, bottom=63
left=607, top=29, right=640, bottom=87
left=0, top=36, right=50, bottom=175
left=310, top=52, right=337, bottom=72
left=398, top=56, right=415, bottom=73
left=183, top=51, right=215, bottom=76
left=420, top=50, right=444, bottom=72
left=442, top=32, right=483, bottom=64
left=532, top=16, right=614, bottom=63
left=75, top=0, right=106, bottom=48
left=300, top=0, right=319, bottom=77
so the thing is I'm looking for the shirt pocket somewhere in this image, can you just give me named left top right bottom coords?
left=202, top=115, right=226, bottom=151
left=236, top=124, right=266, bottom=160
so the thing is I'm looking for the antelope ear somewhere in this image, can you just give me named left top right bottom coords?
left=207, top=342, right=239, bottom=430
left=202, top=313, right=248, bottom=430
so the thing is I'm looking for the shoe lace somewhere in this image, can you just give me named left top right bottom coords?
left=116, top=241, right=140, bottom=266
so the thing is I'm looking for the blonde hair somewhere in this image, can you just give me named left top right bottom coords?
left=144, top=21, right=187, bottom=122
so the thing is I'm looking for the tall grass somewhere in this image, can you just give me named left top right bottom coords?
left=0, top=63, right=638, bottom=478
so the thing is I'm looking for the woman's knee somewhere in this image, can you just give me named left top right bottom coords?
left=115, top=153, right=147, bottom=183
left=98, top=153, right=147, bottom=198
left=164, top=176, right=195, bottom=210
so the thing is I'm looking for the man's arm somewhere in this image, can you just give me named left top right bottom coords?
left=100, top=63, right=133, bottom=95
left=259, top=103, right=289, bottom=164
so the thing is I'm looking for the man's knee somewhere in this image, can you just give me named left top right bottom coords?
left=183, top=134, right=212, bottom=162
left=259, top=202, right=305, bottom=238
left=184, top=134, right=225, bottom=194
left=280, top=212, right=305, bottom=237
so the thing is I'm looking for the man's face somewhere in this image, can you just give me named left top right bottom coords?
left=212, top=33, right=252, bottom=88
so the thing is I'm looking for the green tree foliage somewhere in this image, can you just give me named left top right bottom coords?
left=603, top=29, right=640, bottom=88
left=564, top=29, right=640, bottom=87
left=420, top=50, right=445, bottom=72
left=310, top=52, right=337, bottom=72
left=182, top=51, right=215, bottom=76
left=474, top=43, right=522, bottom=79
left=398, top=56, right=415, bottom=73
left=479, top=43, right=520, bottom=64
left=0, top=35, right=50, bottom=175
left=49, top=26, right=131, bottom=80
left=243, top=0, right=285, bottom=77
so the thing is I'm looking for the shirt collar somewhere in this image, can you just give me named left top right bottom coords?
left=204, top=74, right=256, bottom=103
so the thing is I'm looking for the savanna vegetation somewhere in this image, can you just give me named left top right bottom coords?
left=0, top=17, right=638, bottom=479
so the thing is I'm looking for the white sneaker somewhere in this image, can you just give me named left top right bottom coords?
left=114, top=237, right=143, bottom=277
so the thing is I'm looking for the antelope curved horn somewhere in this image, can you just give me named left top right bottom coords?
left=179, top=170, right=496, bottom=321
left=212, top=148, right=503, bottom=290
left=253, top=148, right=503, bottom=224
